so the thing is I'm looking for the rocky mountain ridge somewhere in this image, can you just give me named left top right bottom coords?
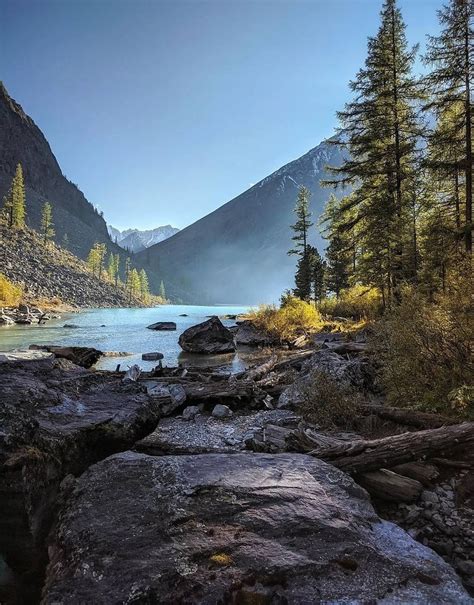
left=108, top=224, right=180, bottom=253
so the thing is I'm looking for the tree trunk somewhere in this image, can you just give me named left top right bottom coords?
left=291, top=422, right=474, bottom=474
left=464, top=3, right=472, bottom=253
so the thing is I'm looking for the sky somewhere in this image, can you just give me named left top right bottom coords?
left=1, top=0, right=441, bottom=231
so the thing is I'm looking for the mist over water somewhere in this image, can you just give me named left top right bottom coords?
left=0, top=305, right=251, bottom=370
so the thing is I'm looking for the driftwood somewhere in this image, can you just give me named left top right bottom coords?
left=122, top=364, right=141, bottom=383
left=183, top=380, right=265, bottom=405
left=291, top=422, right=474, bottom=474
left=357, top=469, right=423, bottom=503
left=359, top=404, right=457, bottom=429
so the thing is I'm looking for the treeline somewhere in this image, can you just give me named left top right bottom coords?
left=0, top=163, right=167, bottom=306
left=323, top=0, right=472, bottom=305
left=86, top=242, right=166, bottom=305
left=287, top=0, right=472, bottom=415
left=290, top=0, right=472, bottom=307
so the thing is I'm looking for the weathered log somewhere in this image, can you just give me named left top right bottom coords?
left=359, top=404, right=457, bottom=429
left=294, top=422, right=474, bottom=474
left=122, top=365, right=141, bottom=383
left=247, top=355, right=278, bottom=381
left=391, top=462, right=440, bottom=486
left=183, top=380, right=265, bottom=405
left=357, top=469, right=423, bottom=503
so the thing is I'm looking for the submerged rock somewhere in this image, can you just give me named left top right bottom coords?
left=142, top=352, right=164, bottom=361
left=178, top=316, right=236, bottom=354
left=147, top=321, right=177, bottom=331
left=43, top=452, right=471, bottom=604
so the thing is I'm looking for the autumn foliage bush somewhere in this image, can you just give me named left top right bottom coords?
left=318, top=284, right=382, bottom=320
left=249, top=295, right=323, bottom=341
left=372, top=285, right=473, bottom=417
left=0, top=273, right=23, bottom=306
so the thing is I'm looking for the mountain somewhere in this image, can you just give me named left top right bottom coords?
left=108, top=225, right=180, bottom=253
left=137, top=139, right=346, bottom=304
left=0, top=83, right=122, bottom=261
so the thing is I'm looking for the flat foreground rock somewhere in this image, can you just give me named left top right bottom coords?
left=43, top=452, right=471, bottom=604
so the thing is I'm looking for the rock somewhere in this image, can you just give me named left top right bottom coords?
left=0, top=350, right=55, bottom=363
left=179, top=313, right=188, bottom=317
left=141, top=352, right=164, bottom=361
left=212, top=404, right=233, bottom=418
left=147, top=383, right=187, bottom=416
left=146, top=321, right=177, bottom=331
left=29, top=345, right=102, bottom=368
left=181, top=405, right=201, bottom=421
left=458, top=560, right=474, bottom=576
left=0, top=359, right=161, bottom=603
left=233, top=320, right=277, bottom=347
left=135, top=410, right=299, bottom=455
left=178, top=316, right=236, bottom=354
left=43, top=452, right=472, bottom=604
left=63, top=323, right=80, bottom=328
left=278, top=348, right=375, bottom=409
left=0, top=315, right=14, bottom=325
left=421, top=490, right=440, bottom=505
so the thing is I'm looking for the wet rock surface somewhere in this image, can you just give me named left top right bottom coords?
left=179, top=316, right=236, bottom=354
left=28, top=344, right=103, bottom=368
left=42, top=452, right=471, bottom=604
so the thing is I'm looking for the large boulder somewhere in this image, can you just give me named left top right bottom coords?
left=43, top=452, right=471, bottom=604
left=232, top=320, right=278, bottom=347
left=0, top=359, right=162, bottom=603
left=178, top=316, right=236, bottom=354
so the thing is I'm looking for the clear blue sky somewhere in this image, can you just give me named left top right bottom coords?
left=1, top=0, right=440, bottom=230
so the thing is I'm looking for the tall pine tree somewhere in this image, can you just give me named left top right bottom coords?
left=424, top=0, right=473, bottom=254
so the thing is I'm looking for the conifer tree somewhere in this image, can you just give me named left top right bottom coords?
left=1, top=164, right=26, bottom=228
left=308, top=245, right=326, bottom=304
left=325, top=235, right=351, bottom=298
left=289, top=186, right=313, bottom=257
left=87, top=243, right=107, bottom=278
left=424, top=0, right=473, bottom=254
left=41, top=202, right=55, bottom=243
left=159, top=280, right=166, bottom=300
left=324, top=0, right=422, bottom=303
left=139, top=269, right=150, bottom=302
left=107, top=253, right=116, bottom=283
left=62, top=233, right=69, bottom=249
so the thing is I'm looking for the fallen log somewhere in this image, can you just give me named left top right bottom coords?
left=357, top=469, right=423, bottom=503
left=391, top=462, right=440, bottom=487
left=359, top=404, right=457, bottom=429
left=292, top=421, right=474, bottom=474
left=183, top=380, right=266, bottom=405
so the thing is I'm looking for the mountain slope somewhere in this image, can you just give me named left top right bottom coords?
left=0, top=83, right=118, bottom=260
left=108, top=225, right=180, bottom=252
left=137, top=139, right=345, bottom=304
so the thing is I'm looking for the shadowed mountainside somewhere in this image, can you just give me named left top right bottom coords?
left=137, top=140, right=346, bottom=304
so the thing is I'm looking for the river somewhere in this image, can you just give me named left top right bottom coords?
left=0, top=305, right=253, bottom=370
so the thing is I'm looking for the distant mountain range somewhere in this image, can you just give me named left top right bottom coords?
left=108, top=225, right=180, bottom=253
left=137, top=139, right=346, bottom=304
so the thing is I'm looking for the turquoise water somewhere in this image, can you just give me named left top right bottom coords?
left=0, top=305, right=251, bottom=370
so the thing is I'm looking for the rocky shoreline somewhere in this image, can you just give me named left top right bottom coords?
left=1, top=319, right=473, bottom=604
left=0, top=304, right=62, bottom=326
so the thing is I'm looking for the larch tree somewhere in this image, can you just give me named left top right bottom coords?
left=423, top=0, right=473, bottom=254
left=41, top=202, right=55, bottom=243
left=1, top=164, right=26, bottom=229
left=289, top=186, right=314, bottom=300
left=323, top=0, right=422, bottom=304
left=139, top=269, right=150, bottom=302
left=159, top=280, right=166, bottom=300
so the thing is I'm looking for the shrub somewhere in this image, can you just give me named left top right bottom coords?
left=298, top=370, right=362, bottom=429
left=249, top=295, right=323, bottom=341
left=318, top=284, right=382, bottom=320
left=371, top=286, right=473, bottom=417
left=0, top=273, right=23, bottom=306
